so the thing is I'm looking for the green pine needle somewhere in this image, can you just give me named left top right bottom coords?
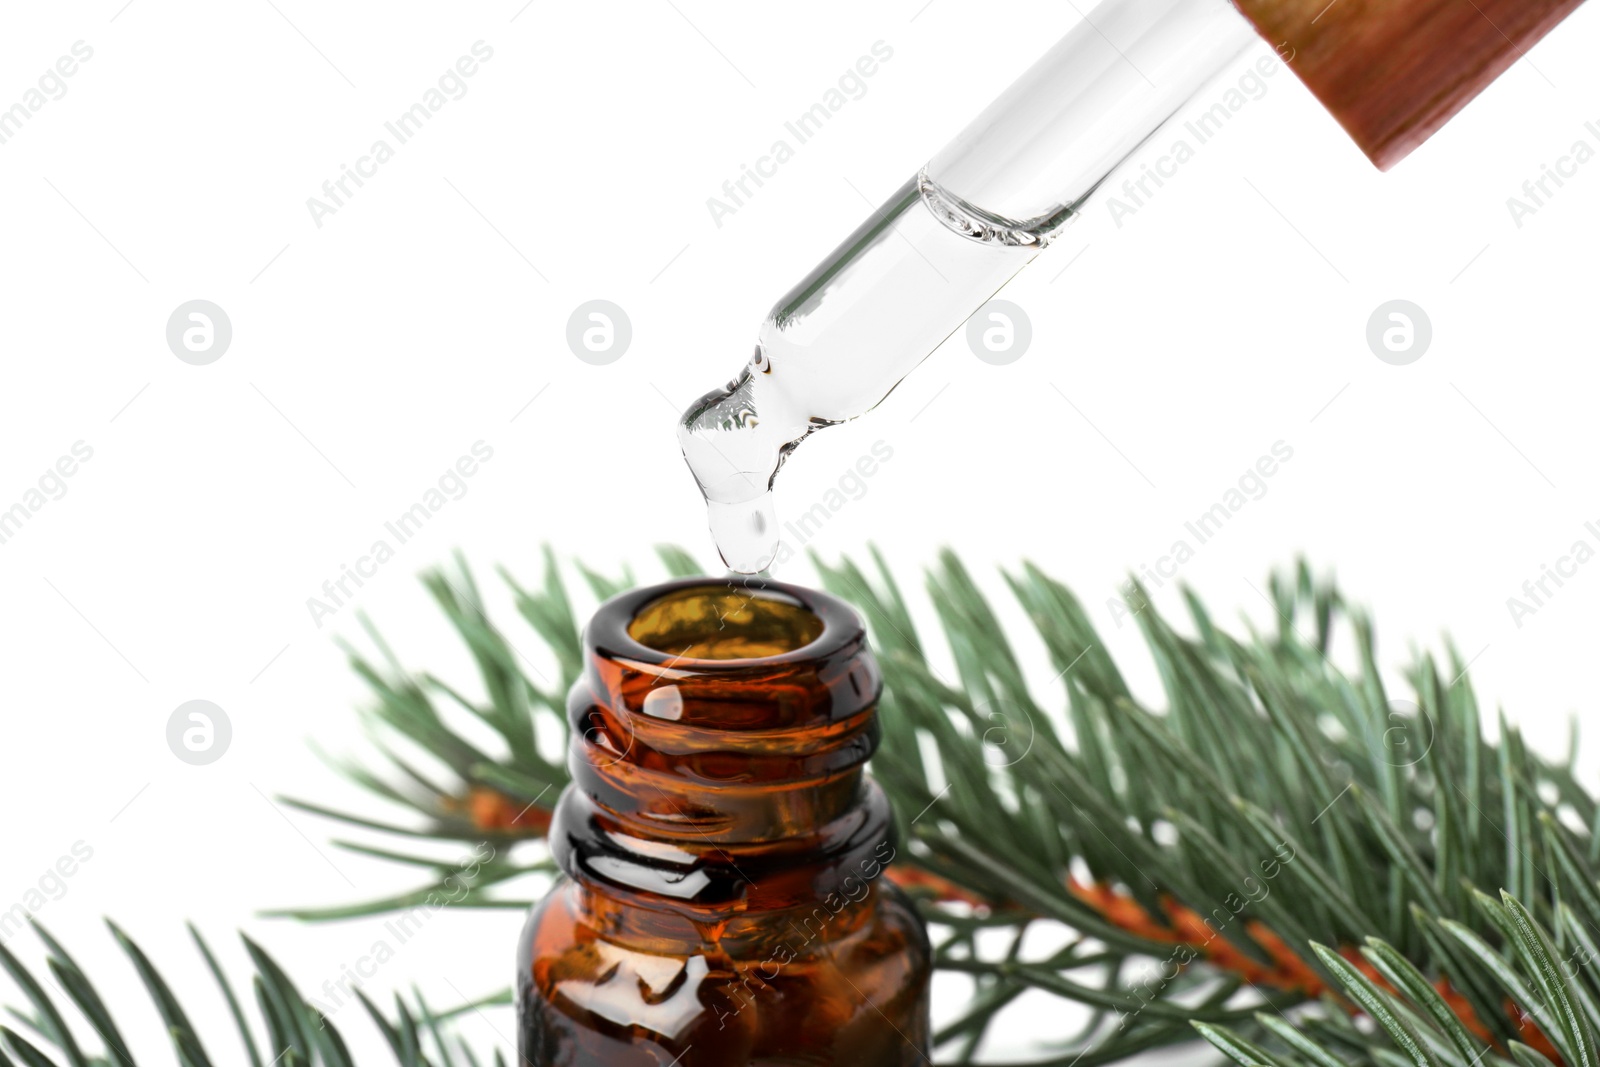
left=0, top=921, right=482, bottom=1066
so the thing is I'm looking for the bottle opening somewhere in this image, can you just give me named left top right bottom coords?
left=627, top=585, right=826, bottom=660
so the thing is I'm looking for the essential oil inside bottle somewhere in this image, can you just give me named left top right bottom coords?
left=627, top=585, right=825, bottom=659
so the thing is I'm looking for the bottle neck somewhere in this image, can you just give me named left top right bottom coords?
left=549, top=579, right=896, bottom=913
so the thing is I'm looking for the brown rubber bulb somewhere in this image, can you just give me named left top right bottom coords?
left=1232, top=0, right=1586, bottom=168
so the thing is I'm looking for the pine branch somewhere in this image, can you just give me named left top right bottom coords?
left=271, top=546, right=1598, bottom=1064
left=0, top=919, right=489, bottom=1066
left=1195, top=884, right=1599, bottom=1067
left=6, top=549, right=1599, bottom=1066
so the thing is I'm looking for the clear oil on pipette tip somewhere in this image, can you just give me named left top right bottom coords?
left=678, top=353, right=803, bottom=576
left=706, top=494, right=779, bottom=575
left=677, top=174, right=1039, bottom=575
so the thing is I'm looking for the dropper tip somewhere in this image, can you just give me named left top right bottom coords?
left=707, top=495, right=780, bottom=575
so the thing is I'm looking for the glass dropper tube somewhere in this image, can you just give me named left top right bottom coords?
left=679, top=0, right=1261, bottom=573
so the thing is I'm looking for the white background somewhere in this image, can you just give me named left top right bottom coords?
left=1, top=0, right=1597, bottom=1060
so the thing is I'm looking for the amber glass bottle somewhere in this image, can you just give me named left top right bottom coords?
left=517, top=578, right=931, bottom=1065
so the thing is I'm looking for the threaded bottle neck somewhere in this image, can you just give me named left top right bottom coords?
left=550, top=579, right=894, bottom=910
